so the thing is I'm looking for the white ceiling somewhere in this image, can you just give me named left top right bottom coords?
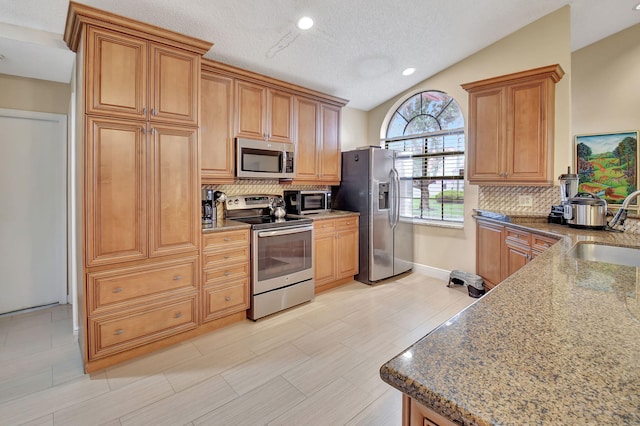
left=0, top=0, right=638, bottom=111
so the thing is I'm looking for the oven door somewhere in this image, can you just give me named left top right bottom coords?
left=252, top=225, right=314, bottom=295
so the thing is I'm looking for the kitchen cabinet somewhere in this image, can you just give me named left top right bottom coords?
left=85, top=117, right=199, bottom=266
left=201, top=229, right=250, bottom=322
left=66, top=2, right=212, bottom=372
left=293, top=99, right=342, bottom=185
left=235, top=80, right=294, bottom=143
left=313, top=216, right=359, bottom=292
left=462, top=64, right=564, bottom=185
left=200, top=70, right=235, bottom=183
left=86, top=26, right=200, bottom=126
left=475, top=218, right=560, bottom=289
left=402, top=394, right=457, bottom=426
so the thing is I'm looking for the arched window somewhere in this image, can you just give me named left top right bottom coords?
left=383, top=90, right=465, bottom=224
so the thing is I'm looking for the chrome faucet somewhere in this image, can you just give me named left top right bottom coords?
left=608, top=189, right=640, bottom=231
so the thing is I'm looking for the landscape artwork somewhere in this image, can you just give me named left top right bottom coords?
left=575, top=131, right=638, bottom=205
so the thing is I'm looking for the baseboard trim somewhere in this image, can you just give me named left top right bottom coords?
left=412, top=263, right=451, bottom=282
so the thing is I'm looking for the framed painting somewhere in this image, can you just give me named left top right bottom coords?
left=575, top=131, right=638, bottom=205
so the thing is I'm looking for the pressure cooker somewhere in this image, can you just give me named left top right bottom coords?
left=563, top=192, right=607, bottom=229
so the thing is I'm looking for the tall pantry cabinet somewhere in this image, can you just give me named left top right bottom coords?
left=65, top=2, right=212, bottom=372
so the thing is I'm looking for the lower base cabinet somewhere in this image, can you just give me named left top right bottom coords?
left=402, top=394, right=457, bottom=426
left=313, top=216, right=359, bottom=292
left=476, top=218, right=559, bottom=290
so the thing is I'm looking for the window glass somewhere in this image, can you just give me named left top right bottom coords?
left=384, top=90, right=465, bottom=224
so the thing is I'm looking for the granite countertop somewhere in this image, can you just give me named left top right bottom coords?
left=201, top=210, right=359, bottom=233
left=380, top=212, right=640, bottom=425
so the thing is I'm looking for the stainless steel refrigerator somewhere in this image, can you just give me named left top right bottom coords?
left=333, top=147, right=413, bottom=284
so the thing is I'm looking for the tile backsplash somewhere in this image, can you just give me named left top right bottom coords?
left=203, top=180, right=328, bottom=197
left=478, top=185, right=560, bottom=214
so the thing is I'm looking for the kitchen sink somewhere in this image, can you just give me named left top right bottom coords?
left=567, top=243, right=640, bottom=267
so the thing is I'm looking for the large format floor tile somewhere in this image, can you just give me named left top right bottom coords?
left=0, top=273, right=474, bottom=425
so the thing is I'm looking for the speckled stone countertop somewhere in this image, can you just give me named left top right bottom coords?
left=380, top=211, right=640, bottom=425
left=201, top=210, right=358, bottom=233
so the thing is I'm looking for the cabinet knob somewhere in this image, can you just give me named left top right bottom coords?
left=225, top=296, right=232, bottom=302
left=114, top=329, right=124, bottom=335
left=224, top=255, right=230, bottom=259
left=173, top=275, right=182, bottom=281
left=174, top=312, right=182, bottom=319
left=505, top=172, right=509, bottom=177
left=224, top=237, right=231, bottom=241
left=346, top=221, right=350, bottom=225
left=112, top=287, right=123, bottom=293
left=224, top=271, right=231, bottom=276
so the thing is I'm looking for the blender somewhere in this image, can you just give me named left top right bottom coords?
left=548, top=167, right=579, bottom=224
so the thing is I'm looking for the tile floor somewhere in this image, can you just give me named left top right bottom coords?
left=0, top=272, right=474, bottom=425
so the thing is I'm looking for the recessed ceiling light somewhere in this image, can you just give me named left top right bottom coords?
left=297, top=16, right=314, bottom=30
left=402, top=67, right=415, bottom=76
left=634, top=2, right=640, bottom=10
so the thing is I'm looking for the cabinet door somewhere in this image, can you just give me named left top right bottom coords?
left=504, top=241, right=530, bottom=278
left=467, top=87, right=505, bottom=183
left=314, top=232, right=336, bottom=287
left=294, top=97, right=320, bottom=181
left=319, top=103, right=341, bottom=183
left=201, top=72, right=234, bottom=182
left=149, top=43, right=200, bottom=126
left=336, top=228, right=358, bottom=278
left=476, top=220, right=503, bottom=289
left=268, top=89, right=294, bottom=143
left=149, top=125, right=199, bottom=257
left=86, top=26, right=147, bottom=120
left=506, top=79, right=549, bottom=182
left=235, top=80, right=266, bottom=139
left=85, top=117, right=147, bottom=266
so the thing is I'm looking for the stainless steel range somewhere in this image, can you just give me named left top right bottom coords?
left=225, top=195, right=314, bottom=320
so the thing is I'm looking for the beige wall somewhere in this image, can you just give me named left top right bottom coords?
left=572, top=23, right=640, bottom=135
left=340, top=107, right=368, bottom=151
left=0, top=74, right=71, bottom=115
left=362, top=7, right=571, bottom=274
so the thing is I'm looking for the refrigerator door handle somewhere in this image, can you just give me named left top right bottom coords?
left=394, top=167, right=400, bottom=227
left=390, top=167, right=400, bottom=228
left=388, top=169, right=395, bottom=227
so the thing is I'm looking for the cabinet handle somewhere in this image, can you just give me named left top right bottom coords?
left=224, top=255, right=230, bottom=259
left=142, top=107, right=146, bottom=115
left=141, top=127, right=146, bottom=134
left=151, top=108, right=156, bottom=116
left=151, top=127, right=156, bottom=135
left=112, top=287, right=123, bottom=293
left=505, top=172, right=509, bottom=177
left=174, top=312, right=182, bottom=319
left=225, top=296, right=232, bottom=302
left=224, top=237, right=231, bottom=241
left=114, top=329, right=124, bottom=335
left=173, top=275, right=182, bottom=281
left=224, top=271, right=231, bottom=276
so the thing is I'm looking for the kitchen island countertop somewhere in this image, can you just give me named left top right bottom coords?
left=380, top=212, right=640, bottom=425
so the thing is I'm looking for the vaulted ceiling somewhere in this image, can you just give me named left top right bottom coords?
left=0, top=0, right=638, bottom=110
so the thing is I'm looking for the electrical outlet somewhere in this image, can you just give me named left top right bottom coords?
left=518, top=195, right=533, bottom=207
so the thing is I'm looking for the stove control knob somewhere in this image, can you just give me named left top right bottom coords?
left=234, top=199, right=239, bottom=205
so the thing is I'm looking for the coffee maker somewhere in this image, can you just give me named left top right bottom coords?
left=548, top=167, right=579, bottom=224
left=202, top=189, right=215, bottom=225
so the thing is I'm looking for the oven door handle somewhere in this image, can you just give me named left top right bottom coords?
left=257, top=225, right=314, bottom=238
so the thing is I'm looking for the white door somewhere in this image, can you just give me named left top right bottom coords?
left=0, top=109, right=67, bottom=314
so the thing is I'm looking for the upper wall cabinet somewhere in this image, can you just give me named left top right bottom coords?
left=235, top=80, right=294, bottom=143
left=462, top=64, right=564, bottom=185
left=201, top=69, right=235, bottom=183
left=86, top=26, right=200, bottom=126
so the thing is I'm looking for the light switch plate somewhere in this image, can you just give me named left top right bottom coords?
left=518, top=195, right=533, bottom=207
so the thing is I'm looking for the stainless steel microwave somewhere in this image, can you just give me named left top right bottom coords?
left=236, top=138, right=294, bottom=179
left=284, top=190, right=332, bottom=215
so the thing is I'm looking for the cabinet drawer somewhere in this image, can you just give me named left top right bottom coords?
left=203, top=229, right=249, bottom=251
left=314, top=219, right=336, bottom=234
left=87, top=257, right=197, bottom=314
left=335, top=216, right=358, bottom=230
left=203, top=279, right=249, bottom=322
left=202, top=247, right=249, bottom=269
left=203, top=263, right=249, bottom=287
left=89, top=296, right=197, bottom=360
left=532, top=234, right=559, bottom=252
left=505, top=228, right=531, bottom=247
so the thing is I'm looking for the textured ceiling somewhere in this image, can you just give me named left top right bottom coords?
left=0, top=0, right=638, bottom=110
